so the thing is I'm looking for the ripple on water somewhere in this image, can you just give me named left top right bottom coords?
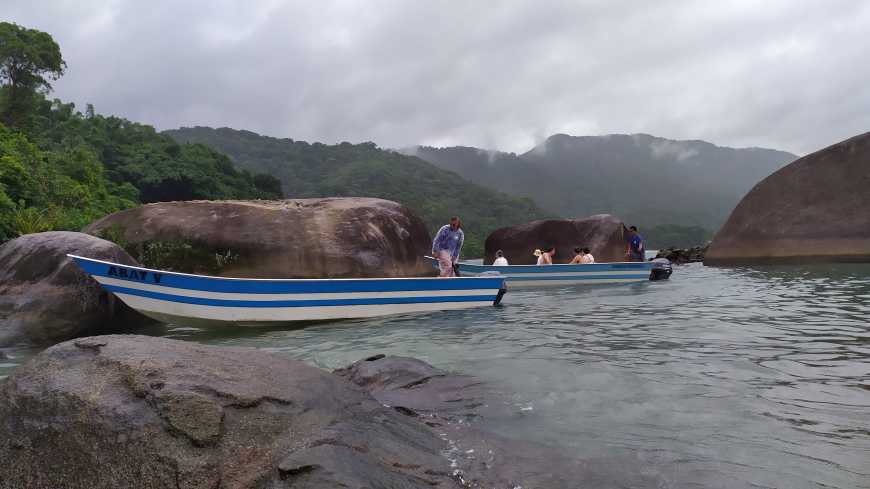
left=1, top=262, right=869, bottom=488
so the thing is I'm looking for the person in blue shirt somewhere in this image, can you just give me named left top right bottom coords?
left=432, top=216, right=465, bottom=277
left=626, top=225, right=645, bottom=262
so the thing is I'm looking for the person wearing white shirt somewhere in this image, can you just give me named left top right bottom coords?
left=493, top=249, right=509, bottom=266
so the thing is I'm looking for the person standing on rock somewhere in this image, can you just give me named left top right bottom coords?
left=432, top=216, right=464, bottom=277
left=626, top=226, right=645, bottom=262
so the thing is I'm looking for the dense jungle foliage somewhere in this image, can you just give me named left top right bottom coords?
left=0, top=22, right=282, bottom=242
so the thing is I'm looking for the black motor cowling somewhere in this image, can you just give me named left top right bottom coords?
left=649, top=258, right=672, bottom=281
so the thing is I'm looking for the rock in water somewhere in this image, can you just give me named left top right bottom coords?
left=0, top=335, right=461, bottom=489
left=337, top=354, right=668, bottom=488
left=484, top=214, right=629, bottom=264
left=84, top=198, right=432, bottom=278
left=0, top=232, right=146, bottom=347
left=706, top=132, right=870, bottom=264
left=656, top=245, right=707, bottom=264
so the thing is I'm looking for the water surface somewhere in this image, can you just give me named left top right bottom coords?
left=2, top=263, right=868, bottom=488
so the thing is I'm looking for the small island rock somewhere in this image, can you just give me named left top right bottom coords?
left=0, top=231, right=146, bottom=347
left=484, top=214, right=630, bottom=264
left=656, top=245, right=707, bottom=264
left=706, top=132, right=870, bottom=264
left=84, top=198, right=432, bottom=278
left=0, top=335, right=462, bottom=489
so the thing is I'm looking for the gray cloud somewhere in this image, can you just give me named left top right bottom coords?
left=3, top=0, right=869, bottom=155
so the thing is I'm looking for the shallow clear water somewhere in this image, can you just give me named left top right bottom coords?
left=2, top=263, right=869, bottom=488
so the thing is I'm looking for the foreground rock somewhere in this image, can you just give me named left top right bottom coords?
left=338, top=355, right=666, bottom=488
left=0, top=232, right=147, bottom=348
left=0, top=335, right=462, bottom=489
left=656, top=245, right=707, bottom=264
left=84, top=198, right=432, bottom=278
left=484, top=214, right=629, bottom=264
left=706, top=132, right=870, bottom=264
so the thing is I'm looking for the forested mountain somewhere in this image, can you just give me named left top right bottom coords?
left=165, top=127, right=551, bottom=257
left=0, top=22, right=282, bottom=242
left=410, top=134, right=797, bottom=237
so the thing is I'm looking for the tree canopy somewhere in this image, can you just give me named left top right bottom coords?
left=0, top=24, right=282, bottom=242
left=0, top=22, right=66, bottom=125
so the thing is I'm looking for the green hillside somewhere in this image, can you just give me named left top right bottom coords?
left=0, top=22, right=282, bottom=242
left=410, top=135, right=796, bottom=247
left=165, top=127, right=552, bottom=257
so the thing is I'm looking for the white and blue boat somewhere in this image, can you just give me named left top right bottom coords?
left=70, top=255, right=507, bottom=327
left=424, top=256, right=671, bottom=287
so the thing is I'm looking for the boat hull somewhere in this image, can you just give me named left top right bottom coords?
left=424, top=256, right=661, bottom=287
left=70, top=255, right=506, bottom=327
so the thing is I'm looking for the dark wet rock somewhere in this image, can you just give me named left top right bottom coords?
left=84, top=198, right=432, bottom=278
left=656, top=245, right=707, bottom=264
left=338, top=354, right=667, bottom=489
left=706, top=131, right=870, bottom=264
left=0, top=335, right=462, bottom=489
left=335, top=354, right=491, bottom=419
left=0, top=232, right=148, bottom=348
left=484, top=214, right=630, bottom=264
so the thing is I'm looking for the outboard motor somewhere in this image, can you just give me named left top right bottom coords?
left=480, top=270, right=508, bottom=304
left=649, top=258, right=673, bottom=281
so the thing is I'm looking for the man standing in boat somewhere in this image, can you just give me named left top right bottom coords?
left=432, top=216, right=464, bottom=277
left=626, top=225, right=645, bottom=262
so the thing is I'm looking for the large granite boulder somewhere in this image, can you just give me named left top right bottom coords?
left=706, top=132, right=870, bottom=264
left=0, top=335, right=462, bottom=489
left=84, top=198, right=432, bottom=278
left=484, top=214, right=629, bottom=264
left=0, top=232, right=146, bottom=347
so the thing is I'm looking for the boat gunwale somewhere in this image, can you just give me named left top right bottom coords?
left=423, top=255, right=655, bottom=273
left=69, top=254, right=503, bottom=284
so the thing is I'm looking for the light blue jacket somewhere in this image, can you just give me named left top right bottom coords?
left=432, top=225, right=464, bottom=260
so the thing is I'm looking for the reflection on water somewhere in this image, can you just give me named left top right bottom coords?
left=2, top=263, right=869, bottom=488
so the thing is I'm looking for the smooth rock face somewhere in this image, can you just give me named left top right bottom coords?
left=706, top=132, right=870, bottom=264
left=484, top=214, right=629, bottom=264
left=0, top=232, right=146, bottom=347
left=84, top=198, right=433, bottom=278
left=0, top=335, right=461, bottom=489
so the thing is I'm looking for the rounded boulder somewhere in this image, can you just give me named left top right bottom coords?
left=706, top=132, right=870, bottom=264
left=484, top=214, right=629, bottom=264
left=0, top=231, right=145, bottom=347
left=84, top=198, right=432, bottom=278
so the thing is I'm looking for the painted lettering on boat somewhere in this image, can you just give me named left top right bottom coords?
left=106, top=266, right=162, bottom=284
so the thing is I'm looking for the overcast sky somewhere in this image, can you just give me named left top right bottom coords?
left=3, top=0, right=869, bottom=155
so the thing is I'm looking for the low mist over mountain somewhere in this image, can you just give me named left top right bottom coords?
left=409, top=134, right=797, bottom=232
left=165, top=127, right=551, bottom=257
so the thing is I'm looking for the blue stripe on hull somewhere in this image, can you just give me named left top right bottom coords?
left=105, top=284, right=497, bottom=308
left=506, top=274, right=650, bottom=281
left=424, top=256, right=653, bottom=275
left=72, top=256, right=504, bottom=294
left=466, top=264, right=653, bottom=274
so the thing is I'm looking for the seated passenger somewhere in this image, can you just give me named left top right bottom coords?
left=493, top=249, right=509, bottom=266
left=536, top=246, right=555, bottom=265
left=581, top=247, right=595, bottom=264
left=569, top=247, right=585, bottom=264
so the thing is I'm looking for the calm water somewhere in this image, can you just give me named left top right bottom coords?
left=2, top=263, right=869, bottom=488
